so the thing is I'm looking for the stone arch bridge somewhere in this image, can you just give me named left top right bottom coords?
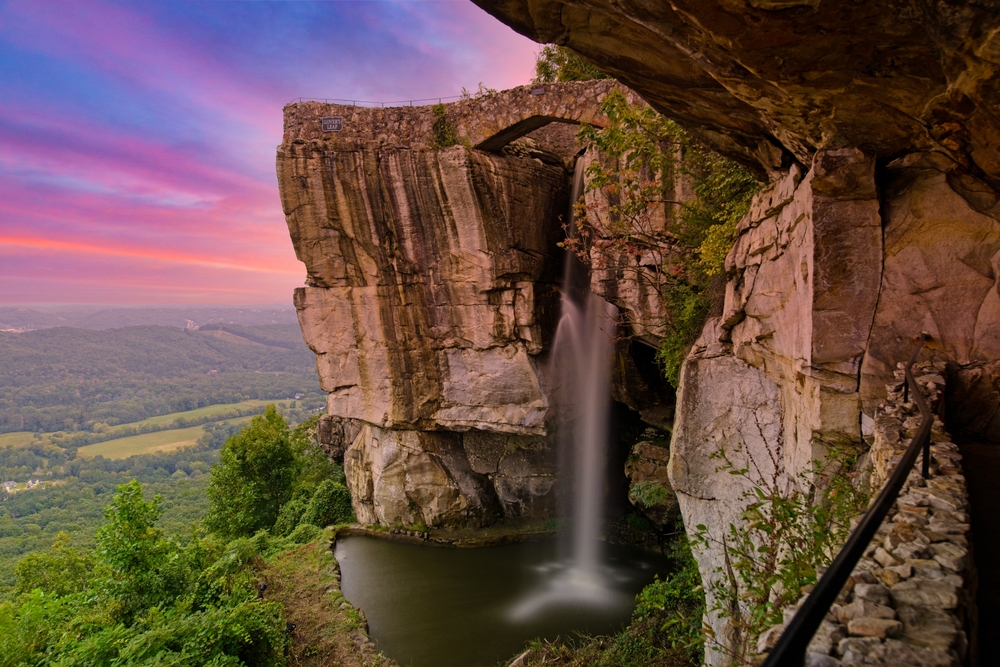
left=281, top=78, right=634, bottom=151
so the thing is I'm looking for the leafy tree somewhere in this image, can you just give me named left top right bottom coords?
left=94, top=479, right=175, bottom=622
left=272, top=497, right=307, bottom=537
left=533, top=45, right=610, bottom=83
left=290, top=415, right=343, bottom=491
left=14, top=531, right=94, bottom=597
left=205, top=406, right=296, bottom=538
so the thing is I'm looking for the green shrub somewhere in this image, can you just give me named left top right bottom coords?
left=301, top=480, right=354, bottom=528
left=272, top=498, right=306, bottom=537
left=633, top=536, right=705, bottom=663
left=287, top=523, right=322, bottom=545
left=694, top=447, right=871, bottom=663
left=432, top=104, right=457, bottom=148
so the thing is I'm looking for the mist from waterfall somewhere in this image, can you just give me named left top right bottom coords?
left=508, top=156, right=626, bottom=621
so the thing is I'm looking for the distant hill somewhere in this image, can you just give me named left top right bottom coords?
left=0, top=305, right=299, bottom=332
left=0, top=324, right=320, bottom=434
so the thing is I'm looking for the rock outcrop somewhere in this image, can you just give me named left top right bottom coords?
left=278, top=81, right=669, bottom=528
left=624, top=438, right=678, bottom=528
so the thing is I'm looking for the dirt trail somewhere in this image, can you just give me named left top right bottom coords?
left=265, top=539, right=396, bottom=667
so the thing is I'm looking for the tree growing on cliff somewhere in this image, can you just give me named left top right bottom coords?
left=533, top=45, right=610, bottom=83
left=205, top=406, right=297, bottom=538
left=572, top=90, right=760, bottom=386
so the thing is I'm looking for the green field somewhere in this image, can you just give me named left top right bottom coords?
left=0, top=432, right=35, bottom=448
left=114, top=399, right=292, bottom=429
left=1, top=400, right=297, bottom=453
left=77, top=416, right=256, bottom=459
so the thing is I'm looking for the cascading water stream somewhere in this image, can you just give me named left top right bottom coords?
left=508, top=157, right=625, bottom=620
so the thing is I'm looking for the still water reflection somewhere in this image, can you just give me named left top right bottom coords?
left=335, top=537, right=670, bottom=667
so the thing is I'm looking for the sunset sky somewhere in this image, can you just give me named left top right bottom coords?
left=0, top=0, right=539, bottom=305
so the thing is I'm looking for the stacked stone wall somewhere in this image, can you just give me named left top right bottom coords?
left=755, top=363, right=976, bottom=667
left=282, top=79, right=636, bottom=151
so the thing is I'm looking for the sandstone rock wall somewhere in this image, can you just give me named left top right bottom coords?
left=666, top=146, right=994, bottom=663
left=278, top=82, right=673, bottom=527
left=473, top=0, right=1000, bottom=190
left=279, top=138, right=565, bottom=525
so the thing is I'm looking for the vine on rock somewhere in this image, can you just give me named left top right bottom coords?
left=571, top=90, right=760, bottom=386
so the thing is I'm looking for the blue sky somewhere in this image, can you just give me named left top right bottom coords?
left=0, top=0, right=539, bottom=304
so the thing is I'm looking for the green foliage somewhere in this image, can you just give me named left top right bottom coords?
left=656, top=284, right=711, bottom=388
left=14, top=531, right=94, bottom=597
left=574, top=90, right=760, bottom=386
left=95, top=480, right=177, bottom=622
left=0, top=324, right=320, bottom=435
left=205, top=407, right=296, bottom=539
left=693, top=446, right=871, bottom=664
left=290, top=415, right=344, bottom=491
left=0, top=433, right=234, bottom=591
left=533, top=45, right=610, bottom=83
left=272, top=498, right=307, bottom=537
left=432, top=103, right=457, bottom=148
left=633, top=536, right=705, bottom=664
left=301, top=479, right=355, bottom=529
left=286, top=523, right=323, bottom=545
left=629, top=481, right=674, bottom=509
left=1, top=480, right=295, bottom=667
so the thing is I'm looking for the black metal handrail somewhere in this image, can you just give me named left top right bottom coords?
left=287, top=95, right=465, bottom=108
left=761, top=333, right=932, bottom=666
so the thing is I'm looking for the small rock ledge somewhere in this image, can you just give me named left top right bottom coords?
left=756, top=362, right=976, bottom=667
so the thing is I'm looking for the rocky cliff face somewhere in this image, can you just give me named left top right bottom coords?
left=467, top=2, right=1000, bottom=662
left=277, top=82, right=673, bottom=528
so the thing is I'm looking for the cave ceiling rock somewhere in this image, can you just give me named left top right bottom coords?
left=472, top=0, right=1000, bottom=187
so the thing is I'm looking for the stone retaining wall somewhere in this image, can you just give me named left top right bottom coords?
left=755, top=362, right=976, bottom=667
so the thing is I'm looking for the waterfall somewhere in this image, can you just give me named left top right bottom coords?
left=508, top=157, right=624, bottom=621
left=553, top=156, right=618, bottom=576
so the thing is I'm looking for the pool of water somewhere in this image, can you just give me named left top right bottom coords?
left=335, top=536, right=671, bottom=667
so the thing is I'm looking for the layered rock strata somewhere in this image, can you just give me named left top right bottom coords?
left=756, top=363, right=974, bottom=667
left=666, top=145, right=999, bottom=662
left=279, top=81, right=670, bottom=527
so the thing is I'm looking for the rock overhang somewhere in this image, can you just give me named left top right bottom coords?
left=471, top=0, right=1000, bottom=187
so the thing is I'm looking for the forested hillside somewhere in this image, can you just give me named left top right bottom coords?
left=0, top=324, right=321, bottom=433
left=0, top=305, right=298, bottom=332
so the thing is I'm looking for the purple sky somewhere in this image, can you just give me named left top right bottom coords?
left=0, top=0, right=539, bottom=305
